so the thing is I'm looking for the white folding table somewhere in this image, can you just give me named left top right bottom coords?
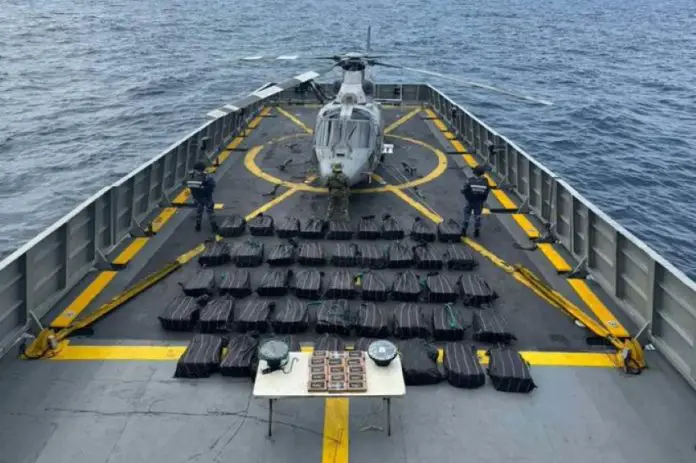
left=253, top=352, right=406, bottom=437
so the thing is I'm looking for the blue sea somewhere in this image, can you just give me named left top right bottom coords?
left=2, top=0, right=695, bottom=278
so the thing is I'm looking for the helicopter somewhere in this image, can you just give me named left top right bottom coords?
left=210, top=27, right=552, bottom=187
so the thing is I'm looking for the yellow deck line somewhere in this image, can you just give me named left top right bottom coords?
left=276, top=107, right=313, bottom=134
left=112, top=237, right=149, bottom=265
left=443, top=131, right=456, bottom=140
left=260, top=107, right=272, bottom=116
left=50, top=272, right=118, bottom=329
left=151, top=207, right=177, bottom=233
left=247, top=115, right=264, bottom=129
left=433, top=119, right=448, bottom=132
left=424, top=108, right=438, bottom=119
left=384, top=107, right=421, bottom=134
left=511, top=213, right=541, bottom=239
left=323, top=398, right=349, bottom=463
left=568, top=279, right=630, bottom=338
left=49, top=344, right=618, bottom=368
left=451, top=140, right=467, bottom=153
left=244, top=187, right=300, bottom=221
left=537, top=243, right=573, bottom=273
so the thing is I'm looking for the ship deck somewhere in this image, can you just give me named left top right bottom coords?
left=2, top=104, right=696, bottom=463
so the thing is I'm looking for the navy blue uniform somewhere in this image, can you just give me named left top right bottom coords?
left=186, top=170, right=218, bottom=231
left=461, top=175, right=490, bottom=235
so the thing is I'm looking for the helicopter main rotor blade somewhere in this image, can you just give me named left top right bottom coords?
left=373, top=61, right=553, bottom=106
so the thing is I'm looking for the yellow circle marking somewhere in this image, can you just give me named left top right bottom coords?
left=243, top=133, right=448, bottom=194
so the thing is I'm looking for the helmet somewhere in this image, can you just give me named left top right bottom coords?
left=332, top=163, right=343, bottom=173
left=193, top=161, right=206, bottom=172
left=473, top=165, right=486, bottom=176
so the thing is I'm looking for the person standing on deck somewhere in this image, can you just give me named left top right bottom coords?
left=461, top=165, right=490, bottom=237
left=326, top=163, right=350, bottom=222
left=186, top=161, right=219, bottom=233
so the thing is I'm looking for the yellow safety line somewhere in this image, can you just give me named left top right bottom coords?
left=567, top=279, right=630, bottom=338
left=433, top=119, right=448, bottom=132
left=443, top=131, right=456, bottom=140
left=384, top=107, right=421, bottom=134
left=50, top=272, right=118, bottom=329
left=150, top=207, right=177, bottom=233
left=49, top=344, right=617, bottom=368
left=112, top=237, right=149, bottom=265
left=276, top=107, right=314, bottom=134
left=260, top=107, right=272, bottom=116
left=427, top=108, right=630, bottom=338
left=537, top=243, right=573, bottom=273
left=248, top=115, right=264, bottom=129
left=244, top=187, right=300, bottom=221
left=323, top=398, right=349, bottom=463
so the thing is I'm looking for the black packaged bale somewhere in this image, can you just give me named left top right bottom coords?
left=331, top=243, right=359, bottom=267
left=487, top=347, right=537, bottom=393
left=276, top=216, right=300, bottom=238
left=234, top=240, right=264, bottom=267
left=174, top=334, right=223, bottom=378
left=381, top=214, right=405, bottom=240
left=357, top=215, right=380, bottom=240
left=410, top=217, right=436, bottom=242
left=393, top=303, right=431, bottom=339
left=248, top=213, right=274, bottom=236
left=357, top=243, right=386, bottom=269
left=219, top=269, right=252, bottom=298
left=198, top=242, right=232, bottom=267
left=199, top=299, right=235, bottom=333
left=217, top=214, right=246, bottom=238
left=397, top=339, right=442, bottom=385
left=354, top=302, right=391, bottom=338
left=432, top=304, right=466, bottom=341
left=459, top=275, right=498, bottom=306
left=272, top=298, right=310, bottom=333
left=159, top=296, right=202, bottom=331
left=325, top=270, right=356, bottom=299
left=267, top=243, right=295, bottom=266
left=472, top=311, right=517, bottom=344
left=257, top=269, right=291, bottom=297
left=391, top=271, right=422, bottom=302
left=387, top=242, right=414, bottom=268
left=298, top=242, right=325, bottom=266
left=437, top=219, right=462, bottom=243
left=220, top=334, right=259, bottom=378
left=300, top=218, right=326, bottom=239
left=236, top=299, right=275, bottom=333
left=443, top=343, right=485, bottom=388
left=316, top=299, right=352, bottom=336
left=315, top=333, right=346, bottom=351
left=361, top=272, right=389, bottom=301
left=425, top=273, right=458, bottom=303
left=292, top=269, right=322, bottom=299
left=445, top=244, right=478, bottom=270
left=412, top=243, right=443, bottom=270
left=327, top=220, right=353, bottom=240
left=182, top=270, right=216, bottom=297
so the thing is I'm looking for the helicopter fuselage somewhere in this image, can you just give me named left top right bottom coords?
left=313, top=67, right=384, bottom=186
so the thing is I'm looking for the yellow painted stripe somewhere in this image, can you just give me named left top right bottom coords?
left=537, top=243, right=573, bottom=273
left=214, top=203, right=224, bottom=210
left=112, top=237, right=149, bottom=265
left=511, top=214, right=541, bottom=239
left=276, top=107, right=313, bottom=134
left=248, top=116, right=263, bottom=129
left=451, top=140, right=467, bottom=153
left=50, top=344, right=617, bottom=368
left=50, top=272, right=118, bottom=328
left=568, top=279, right=630, bottom=338
left=433, top=119, right=448, bottom=132
left=424, top=108, right=437, bottom=118
left=491, top=188, right=516, bottom=209
left=244, top=187, right=300, bottom=222
left=227, top=136, right=244, bottom=150
left=443, top=131, right=456, bottom=140
left=371, top=174, right=443, bottom=224
left=260, top=107, right=272, bottom=116
left=150, top=207, right=177, bottom=233
left=173, top=188, right=190, bottom=204
left=384, top=107, right=421, bottom=134
left=323, top=398, right=349, bottom=463
left=462, top=153, right=478, bottom=168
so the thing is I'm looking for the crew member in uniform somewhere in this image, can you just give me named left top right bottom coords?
left=461, top=165, right=490, bottom=237
left=326, top=163, right=350, bottom=222
left=186, top=161, right=218, bottom=233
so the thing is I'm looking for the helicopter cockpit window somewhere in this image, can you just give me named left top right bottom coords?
left=316, top=115, right=372, bottom=150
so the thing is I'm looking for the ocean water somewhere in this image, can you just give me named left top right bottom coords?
left=1, top=0, right=695, bottom=278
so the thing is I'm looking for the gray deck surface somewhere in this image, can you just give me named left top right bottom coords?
left=2, top=105, right=696, bottom=463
